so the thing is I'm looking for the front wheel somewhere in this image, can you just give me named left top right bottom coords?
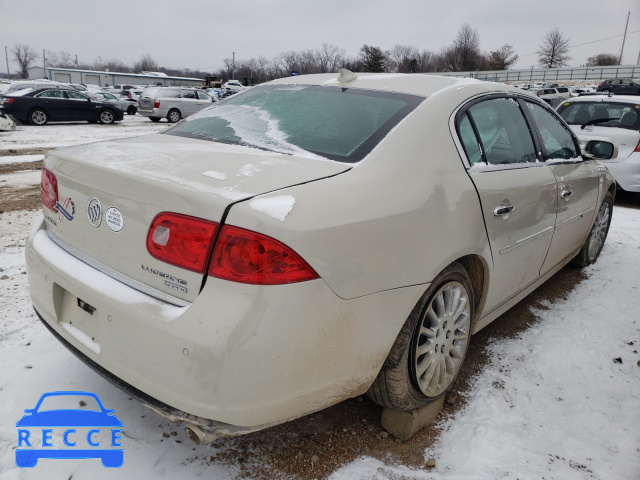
left=29, top=109, right=48, bottom=126
left=572, top=194, right=613, bottom=267
left=367, top=262, right=473, bottom=411
left=99, top=109, right=115, bottom=124
left=149, top=117, right=161, bottom=123
left=167, top=109, right=181, bottom=123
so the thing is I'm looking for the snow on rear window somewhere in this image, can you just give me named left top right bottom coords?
left=164, top=85, right=423, bottom=163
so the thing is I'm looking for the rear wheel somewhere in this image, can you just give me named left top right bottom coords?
left=29, top=109, right=48, bottom=126
left=572, top=193, right=613, bottom=267
left=167, top=109, right=181, bottom=123
left=126, top=105, right=137, bottom=115
left=367, top=262, right=473, bottom=411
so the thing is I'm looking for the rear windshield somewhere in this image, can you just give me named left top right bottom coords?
left=557, top=101, right=640, bottom=130
left=163, top=85, right=424, bottom=163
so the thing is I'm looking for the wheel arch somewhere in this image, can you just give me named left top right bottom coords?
left=455, top=254, right=489, bottom=325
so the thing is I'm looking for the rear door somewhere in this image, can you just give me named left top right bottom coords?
left=457, top=95, right=557, bottom=314
left=35, top=90, right=69, bottom=120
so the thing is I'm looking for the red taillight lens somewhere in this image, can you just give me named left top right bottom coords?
left=2, top=97, right=15, bottom=104
left=154, top=99, right=160, bottom=108
left=146, top=213, right=219, bottom=274
left=635, top=139, right=640, bottom=152
left=209, top=225, right=319, bottom=285
left=40, top=167, right=58, bottom=212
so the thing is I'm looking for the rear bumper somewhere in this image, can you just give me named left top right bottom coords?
left=26, top=213, right=424, bottom=430
left=137, top=107, right=167, bottom=118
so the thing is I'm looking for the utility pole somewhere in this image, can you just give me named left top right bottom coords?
left=4, top=46, right=10, bottom=77
left=75, top=54, right=78, bottom=69
left=43, top=49, right=46, bottom=78
left=618, top=11, right=630, bottom=64
left=232, top=52, right=235, bottom=80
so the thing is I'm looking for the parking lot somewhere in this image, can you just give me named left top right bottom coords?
left=1, top=117, right=639, bottom=479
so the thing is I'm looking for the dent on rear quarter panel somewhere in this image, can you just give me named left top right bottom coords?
left=225, top=84, right=493, bottom=301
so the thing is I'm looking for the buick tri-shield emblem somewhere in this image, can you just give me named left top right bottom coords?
left=87, top=197, right=102, bottom=227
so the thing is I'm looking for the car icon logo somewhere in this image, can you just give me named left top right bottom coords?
left=15, top=391, right=123, bottom=468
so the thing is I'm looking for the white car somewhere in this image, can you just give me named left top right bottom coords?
left=26, top=72, right=616, bottom=441
left=0, top=110, right=16, bottom=131
left=223, top=80, right=246, bottom=92
left=557, top=95, right=640, bottom=192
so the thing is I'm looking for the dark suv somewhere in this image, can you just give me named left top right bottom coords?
left=596, top=78, right=640, bottom=95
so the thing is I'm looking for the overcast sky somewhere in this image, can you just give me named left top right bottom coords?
left=1, top=0, right=639, bottom=74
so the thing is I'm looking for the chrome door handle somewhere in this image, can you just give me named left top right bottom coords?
left=560, top=189, right=573, bottom=199
left=493, top=205, right=514, bottom=216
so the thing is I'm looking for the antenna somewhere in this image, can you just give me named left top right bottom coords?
left=337, top=69, right=358, bottom=83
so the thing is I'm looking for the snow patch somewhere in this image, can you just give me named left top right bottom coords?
left=249, top=195, right=296, bottom=222
left=201, top=170, right=226, bottom=181
left=237, top=164, right=261, bottom=177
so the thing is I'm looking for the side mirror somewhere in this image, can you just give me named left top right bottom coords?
left=582, top=140, right=618, bottom=160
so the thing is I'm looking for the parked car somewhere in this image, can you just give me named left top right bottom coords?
left=89, top=91, right=138, bottom=115
left=223, top=80, right=247, bottom=92
left=0, top=110, right=16, bottom=131
left=26, top=72, right=616, bottom=440
left=4, top=80, right=70, bottom=95
left=137, top=86, right=214, bottom=123
left=596, top=78, right=640, bottom=95
left=537, top=87, right=571, bottom=107
left=557, top=95, right=640, bottom=192
left=0, top=87, right=124, bottom=125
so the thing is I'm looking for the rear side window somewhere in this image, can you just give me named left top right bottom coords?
left=181, top=90, right=196, bottom=99
left=37, top=90, right=65, bottom=98
left=164, top=85, right=424, bottom=163
left=558, top=101, right=640, bottom=130
left=161, top=88, right=181, bottom=98
left=460, top=97, right=537, bottom=166
left=196, top=90, right=210, bottom=100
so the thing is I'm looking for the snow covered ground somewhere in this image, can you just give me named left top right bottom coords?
left=0, top=119, right=639, bottom=479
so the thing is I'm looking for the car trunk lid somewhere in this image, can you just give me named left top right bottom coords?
left=42, top=133, right=350, bottom=304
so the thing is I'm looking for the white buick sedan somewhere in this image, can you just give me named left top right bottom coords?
left=26, top=71, right=616, bottom=440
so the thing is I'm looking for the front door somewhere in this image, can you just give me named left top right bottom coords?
left=522, top=100, right=599, bottom=274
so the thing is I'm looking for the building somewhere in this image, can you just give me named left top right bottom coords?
left=28, top=67, right=203, bottom=88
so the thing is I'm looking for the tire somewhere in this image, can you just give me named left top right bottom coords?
left=99, top=109, right=115, bottom=124
left=28, top=109, right=48, bottom=126
left=167, top=109, right=181, bottom=123
left=367, top=262, right=473, bottom=411
left=149, top=117, right=161, bottom=123
left=572, top=193, right=613, bottom=267
left=126, top=105, right=137, bottom=115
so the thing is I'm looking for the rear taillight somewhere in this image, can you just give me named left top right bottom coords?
left=146, top=213, right=219, bottom=274
left=208, top=225, right=319, bottom=285
left=128, top=91, right=133, bottom=99
left=154, top=99, right=160, bottom=108
left=635, top=139, right=640, bottom=152
left=2, top=97, right=14, bottom=104
left=40, top=167, right=58, bottom=212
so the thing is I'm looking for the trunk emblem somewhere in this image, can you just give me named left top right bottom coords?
left=105, top=207, right=125, bottom=232
left=55, top=197, right=75, bottom=222
left=87, top=197, right=102, bottom=227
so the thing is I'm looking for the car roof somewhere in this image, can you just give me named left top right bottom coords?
left=563, top=95, right=640, bottom=104
left=267, top=72, right=522, bottom=98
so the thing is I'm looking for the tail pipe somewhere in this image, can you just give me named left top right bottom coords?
left=184, top=423, right=222, bottom=445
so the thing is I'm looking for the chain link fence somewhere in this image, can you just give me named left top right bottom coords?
left=432, top=65, right=640, bottom=83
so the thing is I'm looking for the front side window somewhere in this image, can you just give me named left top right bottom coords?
left=462, top=97, right=537, bottom=166
left=164, top=85, right=424, bottom=163
left=525, top=102, right=579, bottom=160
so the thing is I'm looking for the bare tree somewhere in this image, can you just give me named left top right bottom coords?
left=415, top=50, right=437, bottom=72
left=586, top=53, right=619, bottom=66
left=93, top=56, right=131, bottom=73
left=486, top=44, right=519, bottom=70
left=11, top=44, right=39, bottom=79
left=316, top=43, right=345, bottom=73
left=272, top=50, right=301, bottom=77
left=435, top=45, right=459, bottom=72
left=297, top=49, right=318, bottom=74
left=132, top=54, right=159, bottom=73
left=387, top=44, right=420, bottom=73
left=537, top=28, right=572, bottom=68
left=454, top=24, right=481, bottom=71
